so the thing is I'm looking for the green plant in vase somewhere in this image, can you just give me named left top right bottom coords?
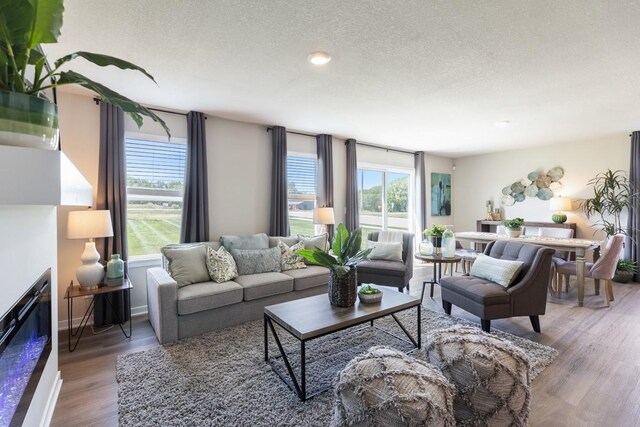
left=503, top=217, right=524, bottom=238
left=424, top=224, right=446, bottom=252
left=0, top=0, right=170, bottom=149
left=358, top=284, right=383, bottom=304
left=613, top=259, right=637, bottom=283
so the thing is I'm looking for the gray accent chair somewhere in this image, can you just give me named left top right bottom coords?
left=357, top=232, right=414, bottom=292
left=439, top=240, right=554, bottom=333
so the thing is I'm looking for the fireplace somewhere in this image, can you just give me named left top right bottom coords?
left=0, top=269, right=51, bottom=427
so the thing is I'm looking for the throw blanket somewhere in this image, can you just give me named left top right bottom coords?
left=378, top=230, right=404, bottom=243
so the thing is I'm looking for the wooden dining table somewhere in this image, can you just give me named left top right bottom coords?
left=455, top=232, right=601, bottom=307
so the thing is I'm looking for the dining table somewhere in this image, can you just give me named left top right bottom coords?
left=455, top=232, right=601, bottom=307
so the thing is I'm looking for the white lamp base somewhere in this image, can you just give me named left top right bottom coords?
left=76, top=241, right=104, bottom=289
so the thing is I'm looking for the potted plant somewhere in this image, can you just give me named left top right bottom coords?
left=582, top=169, right=634, bottom=237
left=424, top=224, right=447, bottom=249
left=297, top=224, right=372, bottom=307
left=0, top=0, right=169, bottom=149
left=358, top=284, right=383, bottom=304
left=503, top=217, right=524, bottom=238
left=613, top=259, right=637, bottom=283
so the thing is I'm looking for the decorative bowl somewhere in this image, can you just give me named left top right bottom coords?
left=358, top=291, right=383, bottom=304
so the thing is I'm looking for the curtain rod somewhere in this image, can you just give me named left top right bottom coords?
left=266, top=127, right=416, bottom=155
left=93, top=97, right=205, bottom=119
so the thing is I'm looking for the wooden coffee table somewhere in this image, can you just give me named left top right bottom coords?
left=264, top=287, right=421, bottom=401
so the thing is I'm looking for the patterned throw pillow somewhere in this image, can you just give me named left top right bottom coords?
left=277, top=241, right=307, bottom=271
left=205, top=246, right=238, bottom=283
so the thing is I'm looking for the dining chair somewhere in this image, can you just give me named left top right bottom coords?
left=554, top=234, right=624, bottom=306
left=538, top=227, right=574, bottom=295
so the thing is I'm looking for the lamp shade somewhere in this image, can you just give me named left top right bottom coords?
left=549, top=197, right=572, bottom=212
left=67, top=210, right=114, bottom=239
left=313, top=207, right=335, bottom=225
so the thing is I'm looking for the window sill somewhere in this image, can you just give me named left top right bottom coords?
left=128, top=255, right=162, bottom=269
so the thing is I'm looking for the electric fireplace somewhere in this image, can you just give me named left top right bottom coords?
left=0, top=269, right=52, bottom=427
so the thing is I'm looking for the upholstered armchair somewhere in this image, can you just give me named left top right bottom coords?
left=439, top=240, right=554, bottom=333
left=357, top=232, right=414, bottom=292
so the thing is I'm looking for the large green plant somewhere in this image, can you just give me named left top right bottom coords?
left=582, top=169, right=634, bottom=237
left=0, top=0, right=169, bottom=136
left=296, top=224, right=372, bottom=277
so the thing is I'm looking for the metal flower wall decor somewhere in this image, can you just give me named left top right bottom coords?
left=501, top=166, right=564, bottom=206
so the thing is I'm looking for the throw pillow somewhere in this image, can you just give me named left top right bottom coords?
left=277, top=241, right=307, bottom=271
left=268, top=236, right=300, bottom=248
left=205, top=246, right=238, bottom=283
left=470, top=254, right=524, bottom=287
left=160, top=244, right=209, bottom=288
left=366, top=240, right=403, bottom=262
left=220, top=233, right=269, bottom=252
left=297, top=233, right=329, bottom=251
left=231, top=247, right=281, bottom=276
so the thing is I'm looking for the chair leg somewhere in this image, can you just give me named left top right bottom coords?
left=442, top=300, right=452, bottom=315
left=564, top=274, right=570, bottom=292
left=530, top=315, right=541, bottom=333
left=594, top=279, right=600, bottom=295
left=607, top=279, right=614, bottom=301
left=462, top=260, right=468, bottom=275
left=481, top=319, right=491, bottom=333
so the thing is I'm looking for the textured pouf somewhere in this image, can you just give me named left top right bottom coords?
left=332, top=346, right=456, bottom=427
left=424, top=325, right=531, bottom=426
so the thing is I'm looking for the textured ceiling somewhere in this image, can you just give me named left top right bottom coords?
left=46, top=0, right=640, bottom=156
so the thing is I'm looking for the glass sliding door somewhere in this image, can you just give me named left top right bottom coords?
left=386, top=172, right=411, bottom=232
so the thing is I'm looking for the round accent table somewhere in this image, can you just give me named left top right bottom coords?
left=414, top=254, right=462, bottom=301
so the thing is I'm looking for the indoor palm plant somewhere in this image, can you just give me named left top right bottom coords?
left=582, top=169, right=634, bottom=237
left=297, top=223, right=372, bottom=307
left=0, top=0, right=169, bottom=149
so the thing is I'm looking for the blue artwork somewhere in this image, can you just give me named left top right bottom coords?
left=431, top=173, right=451, bottom=216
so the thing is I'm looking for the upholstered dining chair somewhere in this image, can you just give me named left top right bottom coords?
left=537, top=227, right=574, bottom=295
left=554, top=234, right=624, bottom=306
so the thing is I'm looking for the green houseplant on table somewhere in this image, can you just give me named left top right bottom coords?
left=503, top=217, right=524, bottom=238
left=0, top=0, right=169, bottom=149
left=297, top=223, right=372, bottom=307
left=358, top=284, right=383, bottom=304
left=424, top=224, right=447, bottom=249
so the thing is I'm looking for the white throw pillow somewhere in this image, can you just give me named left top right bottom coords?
left=277, top=240, right=307, bottom=271
left=205, top=246, right=238, bottom=283
left=366, top=240, right=403, bottom=262
left=470, top=254, right=524, bottom=287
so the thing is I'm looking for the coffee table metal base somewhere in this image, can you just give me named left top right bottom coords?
left=264, top=305, right=421, bottom=401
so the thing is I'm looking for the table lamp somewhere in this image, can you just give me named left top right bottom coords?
left=313, top=207, right=335, bottom=235
left=68, top=210, right=114, bottom=289
left=549, top=197, right=572, bottom=224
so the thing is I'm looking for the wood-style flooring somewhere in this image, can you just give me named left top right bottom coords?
left=52, top=265, right=640, bottom=427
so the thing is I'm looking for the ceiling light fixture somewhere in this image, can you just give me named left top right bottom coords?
left=494, top=120, right=510, bottom=127
left=307, top=51, right=331, bottom=66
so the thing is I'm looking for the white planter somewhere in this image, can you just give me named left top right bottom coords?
left=506, top=228, right=522, bottom=238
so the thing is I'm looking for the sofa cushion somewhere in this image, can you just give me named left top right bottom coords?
left=356, top=260, right=407, bottom=277
left=470, top=253, right=524, bottom=287
left=269, top=236, right=300, bottom=248
left=177, top=281, right=243, bottom=315
left=231, top=247, right=281, bottom=276
left=205, top=246, right=238, bottom=283
left=235, top=272, right=294, bottom=301
left=298, top=233, right=329, bottom=251
left=161, top=244, right=209, bottom=288
left=278, top=240, right=307, bottom=271
left=282, top=265, right=329, bottom=291
left=366, top=240, right=403, bottom=262
left=440, top=275, right=511, bottom=306
left=220, top=233, right=269, bottom=251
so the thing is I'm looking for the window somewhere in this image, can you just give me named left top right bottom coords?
left=287, top=155, right=316, bottom=236
left=126, top=138, right=187, bottom=257
left=357, top=167, right=412, bottom=243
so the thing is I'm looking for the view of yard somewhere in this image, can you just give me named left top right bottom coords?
left=127, top=205, right=182, bottom=257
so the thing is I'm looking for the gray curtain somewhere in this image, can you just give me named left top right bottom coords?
left=415, top=151, right=427, bottom=233
left=95, top=102, right=130, bottom=326
left=345, top=138, right=359, bottom=232
left=181, top=111, right=209, bottom=243
left=317, top=134, right=334, bottom=238
left=626, top=131, right=640, bottom=280
left=270, top=126, right=289, bottom=236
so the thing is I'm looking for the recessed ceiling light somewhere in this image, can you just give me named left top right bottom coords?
left=494, top=120, right=510, bottom=127
left=307, top=51, right=331, bottom=66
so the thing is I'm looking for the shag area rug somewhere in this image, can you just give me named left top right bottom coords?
left=117, top=308, right=558, bottom=427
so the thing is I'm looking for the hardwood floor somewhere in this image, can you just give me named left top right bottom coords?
left=52, top=265, right=640, bottom=426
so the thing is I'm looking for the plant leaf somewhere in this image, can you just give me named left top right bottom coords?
left=27, top=0, right=64, bottom=47
left=343, top=227, right=363, bottom=258
left=346, top=248, right=372, bottom=266
left=332, top=223, right=348, bottom=261
left=55, top=70, right=171, bottom=138
left=333, top=265, right=350, bottom=278
left=294, top=249, right=316, bottom=264
left=0, top=0, right=33, bottom=45
left=312, top=250, right=338, bottom=268
left=55, top=51, right=158, bottom=85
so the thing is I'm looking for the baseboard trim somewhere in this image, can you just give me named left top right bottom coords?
left=41, top=370, right=62, bottom=427
left=57, top=305, right=148, bottom=331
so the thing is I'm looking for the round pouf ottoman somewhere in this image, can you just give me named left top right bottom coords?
left=332, top=346, right=456, bottom=427
left=424, top=325, right=531, bottom=426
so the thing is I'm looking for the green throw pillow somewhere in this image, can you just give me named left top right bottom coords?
left=205, top=246, right=238, bottom=283
left=231, top=247, right=281, bottom=276
left=161, top=244, right=209, bottom=288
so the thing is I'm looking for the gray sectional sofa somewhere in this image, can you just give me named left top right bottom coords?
left=147, top=235, right=329, bottom=344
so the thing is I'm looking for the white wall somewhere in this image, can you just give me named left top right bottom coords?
left=452, top=136, right=630, bottom=240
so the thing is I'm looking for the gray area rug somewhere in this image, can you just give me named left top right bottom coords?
left=117, top=308, right=558, bottom=426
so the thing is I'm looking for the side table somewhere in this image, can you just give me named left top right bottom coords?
left=414, top=254, right=462, bottom=301
left=64, top=277, right=132, bottom=352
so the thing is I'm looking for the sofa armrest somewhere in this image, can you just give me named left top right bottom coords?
left=147, top=267, right=179, bottom=344
left=404, top=240, right=414, bottom=272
